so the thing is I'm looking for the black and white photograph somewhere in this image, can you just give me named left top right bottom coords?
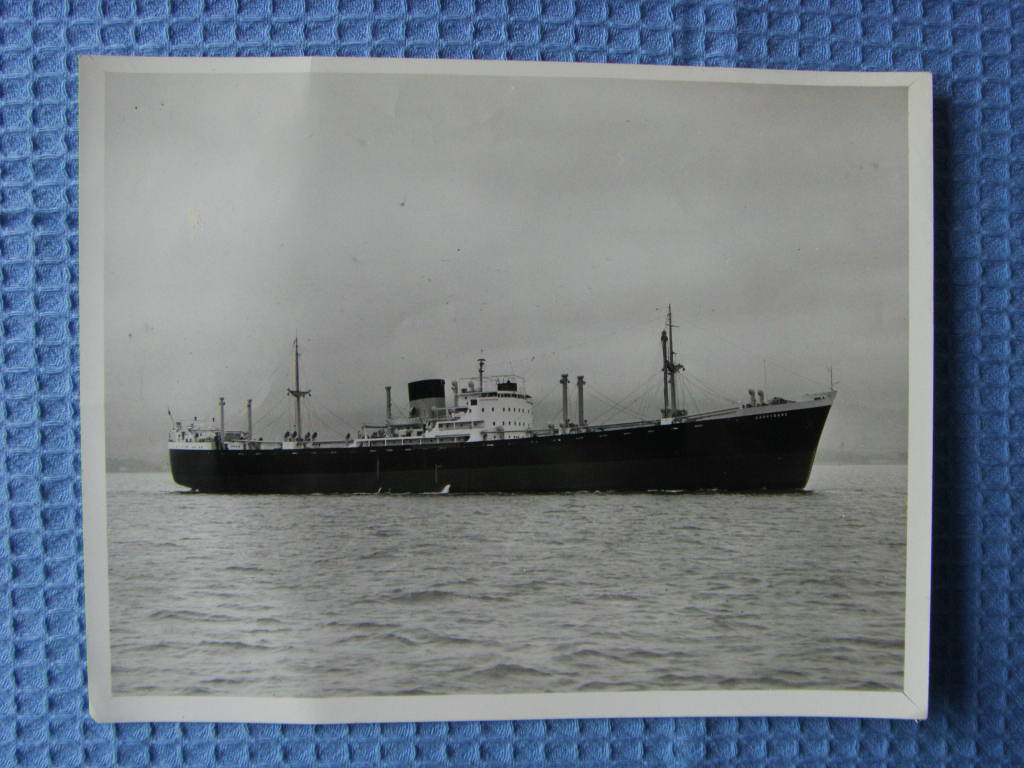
left=80, top=57, right=932, bottom=722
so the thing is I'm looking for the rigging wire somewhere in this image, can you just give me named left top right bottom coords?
left=638, top=389, right=655, bottom=418
left=628, top=380, right=662, bottom=419
left=251, top=391, right=290, bottom=431
left=592, top=398, right=641, bottom=425
left=684, top=372, right=742, bottom=406
left=248, top=343, right=294, bottom=413
left=679, top=378, right=699, bottom=414
left=304, top=401, right=349, bottom=439
left=528, top=380, right=561, bottom=411
left=588, top=370, right=662, bottom=422
left=585, top=385, right=650, bottom=422
left=677, top=315, right=829, bottom=390
left=314, top=399, right=358, bottom=434
left=616, top=369, right=662, bottom=406
left=502, top=322, right=648, bottom=370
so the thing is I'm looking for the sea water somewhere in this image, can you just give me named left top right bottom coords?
left=105, top=465, right=907, bottom=697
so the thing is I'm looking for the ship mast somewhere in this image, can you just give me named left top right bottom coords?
left=560, top=373, right=570, bottom=429
left=287, top=337, right=310, bottom=438
left=662, top=306, right=684, bottom=417
left=660, top=330, right=670, bottom=417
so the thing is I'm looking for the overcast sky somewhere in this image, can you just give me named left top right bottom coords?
left=102, top=67, right=909, bottom=463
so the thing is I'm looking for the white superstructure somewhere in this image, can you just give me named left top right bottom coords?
left=356, top=373, right=535, bottom=447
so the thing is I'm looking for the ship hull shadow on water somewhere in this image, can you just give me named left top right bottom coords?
left=170, top=401, right=831, bottom=494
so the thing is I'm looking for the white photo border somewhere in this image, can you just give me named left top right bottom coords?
left=79, top=55, right=933, bottom=723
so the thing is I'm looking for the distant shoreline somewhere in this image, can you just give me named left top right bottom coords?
left=106, top=459, right=168, bottom=473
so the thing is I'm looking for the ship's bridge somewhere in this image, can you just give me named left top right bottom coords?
left=355, top=373, right=535, bottom=446
left=444, top=374, right=534, bottom=439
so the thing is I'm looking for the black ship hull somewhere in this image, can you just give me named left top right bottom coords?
left=169, top=402, right=832, bottom=493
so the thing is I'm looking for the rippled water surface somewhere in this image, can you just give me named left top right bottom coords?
left=107, top=465, right=906, bottom=697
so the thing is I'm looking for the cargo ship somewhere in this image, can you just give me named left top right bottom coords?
left=168, top=309, right=835, bottom=493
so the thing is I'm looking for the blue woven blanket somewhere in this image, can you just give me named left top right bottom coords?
left=1, top=0, right=1020, bottom=765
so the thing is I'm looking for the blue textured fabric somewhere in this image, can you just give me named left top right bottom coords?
left=0, top=0, right=1021, bottom=765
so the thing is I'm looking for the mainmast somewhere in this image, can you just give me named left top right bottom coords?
left=287, top=337, right=310, bottom=438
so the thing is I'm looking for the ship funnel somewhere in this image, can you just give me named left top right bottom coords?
left=408, top=379, right=446, bottom=422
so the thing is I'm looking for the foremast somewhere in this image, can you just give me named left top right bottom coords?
left=287, top=337, right=310, bottom=438
left=660, top=305, right=685, bottom=418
